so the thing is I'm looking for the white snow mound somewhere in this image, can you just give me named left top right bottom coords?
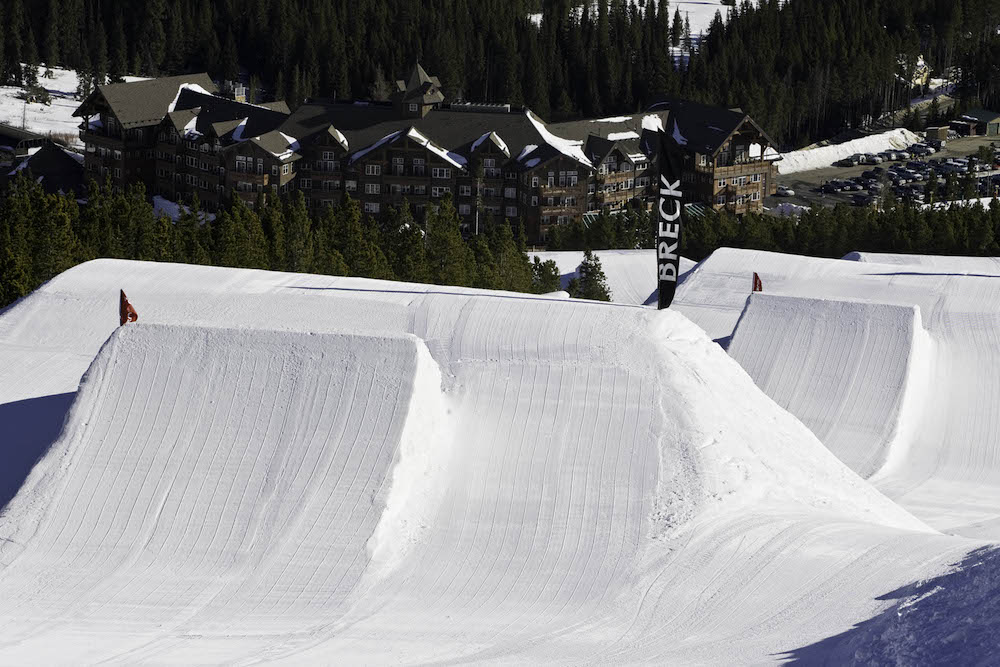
left=778, top=128, right=922, bottom=175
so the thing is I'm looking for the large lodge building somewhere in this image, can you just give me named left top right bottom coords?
left=74, top=65, right=781, bottom=244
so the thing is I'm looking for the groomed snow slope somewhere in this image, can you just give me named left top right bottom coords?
left=727, top=294, right=931, bottom=479
left=532, top=249, right=695, bottom=305
left=0, top=259, right=979, bottom=664
left=675, top=247, right=1000, bottom=537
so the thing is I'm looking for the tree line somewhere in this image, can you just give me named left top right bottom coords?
left=1, top=0, right=997, bottom=148
left=0, top=175, right=609, bottom=309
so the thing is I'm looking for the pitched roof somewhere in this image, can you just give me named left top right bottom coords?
left=646, top=97, right=776, bottom=155
left=73, top=73, right=218, bottom=129
left=4, top=143, right=85, bottom=196
left=550, top=112, right=668, bottom=165
left=394, top=64, right=445, bottom=105
left=962, top=109, right=1000, bottom=124
left=165, top=88, right=288, bottom=142
left=0, top=123, right=45, bottom=150
left=283, top=103, right=546, bottom=160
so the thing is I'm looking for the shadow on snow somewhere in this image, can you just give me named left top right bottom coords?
left=0, top=392, right=75, bottom=514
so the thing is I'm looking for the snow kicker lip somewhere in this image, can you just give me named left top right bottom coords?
left=727, top=293, right=932, bottom=481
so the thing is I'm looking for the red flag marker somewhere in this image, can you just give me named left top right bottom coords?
left=752, top=272, right=763, bottom=293
left=119, top=290, right=138, bottom=326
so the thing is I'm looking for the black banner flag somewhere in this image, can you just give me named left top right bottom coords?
left=656, top=115, right=685, bottom=310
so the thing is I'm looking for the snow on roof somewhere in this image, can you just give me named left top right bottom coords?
left=232, top=117, right=249, bottom=142
left=517, top=144, right=539, bottom=161
left=167, top=83, right=213, bottom=113
left=627, top=152, right=647, bottom=162
left=350, top=130, right=404, bottom=163
left=406, top=127, right=467, bottom=168
left=523, top=158, right=541, bottom=168
left=279, top=132, right=301, bottom=153
left=607, top=130, right=640, bottom=142
left=471, top=131, right=510, bottom=157
left=182, top=114, right=201, bottom=139
left=590, top=116, right=633, bottom=123
left=641, top=114, right=664, bottom=133
left=526, top=111, right=593, bottom=168
left=330, top=126, right=348, bottom=148
left=671, top=120, right=688, bottom=147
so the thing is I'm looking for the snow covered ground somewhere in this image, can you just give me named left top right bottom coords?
left=0, top=65, right=146, bottom=147
left=532, top=249, right=695, bottom=305
left=777, top=128, right=923, bottom=175
left=1, top=258, right=992, bottom=663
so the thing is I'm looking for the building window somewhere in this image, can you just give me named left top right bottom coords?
left=322, top=151, right=335, bottom=161
left=414, top=185, right=426, bottom=195
left=345, top=180, right=357, bottom=191
left=459, top=185, right=472, bottom=196
left=200, top=179, right=208, bottom=189
left=700, top=155, right=707, bottom=166
left=547, top=176, right=554, bottom=187
left=459, top=204, right=471, bottom=215
left=505, top=206, right=517, bottom=218
left=432, top=167, right=451, bottom=179
left=751, top=173, right=761, bottom=183
left=272, top=165, right=278, bottom=176
left=364, top=201, right=381, bottom=214
left=282, top=164, right=291, bottom=175
left=431, top=186, right=450, bottom=197
left=409, top=104, right=418, bottom=112
left=364, top=183, right=381, bottom=194
left=531, top=196, right=538, bottom=206
left=365, top=164, right=381, bottom=176
left=113, top=150, right=122, bottom=160
left=718, top=179, right=726, bottom=188
left=751, top=191, right=760, bottom=201
left=301, top=178, right=312, bottom=190
left=565, top=197, right=576, bottom=206
left=504, top=187, right=516, bottom=199
left=187, top=156, right=197, bottom=167
left=200, top=161, right=208, bottom=171
left=717, top=195, right=726, bottom=205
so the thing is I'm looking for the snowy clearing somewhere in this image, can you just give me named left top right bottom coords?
left=0, top=65, right=147, bottom=147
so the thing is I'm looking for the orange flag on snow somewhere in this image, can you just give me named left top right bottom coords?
left=119, top=290, right=138, bottom=326
left=752, top=272, right=763, bottom=293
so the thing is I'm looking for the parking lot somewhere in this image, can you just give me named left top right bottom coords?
left=767, top=136, right=1000, bottom=210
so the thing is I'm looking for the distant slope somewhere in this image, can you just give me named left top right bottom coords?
left=0, top=259, right=971, bottom=664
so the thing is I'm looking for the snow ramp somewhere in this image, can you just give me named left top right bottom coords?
left=0, top=323, right=452, bottom=663
left=676, top=247, right=1000, bottom=537
left=728, top=294, right=931, bottom=478
left=0, top=259, right=974, bottom=664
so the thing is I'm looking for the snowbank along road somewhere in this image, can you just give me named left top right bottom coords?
left=0, top=258, right=992, bottom=663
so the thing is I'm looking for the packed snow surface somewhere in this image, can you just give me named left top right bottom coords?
left=778, top=128, right=923, bottom=175
left=675, top=247, right=1000, bottom=537
left=0, top=259, right=987, bottom=663
left=532, top=249, right=695, bottom=305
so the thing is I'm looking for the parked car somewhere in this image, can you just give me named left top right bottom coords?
left=775, top=185, right=795, bottom=196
